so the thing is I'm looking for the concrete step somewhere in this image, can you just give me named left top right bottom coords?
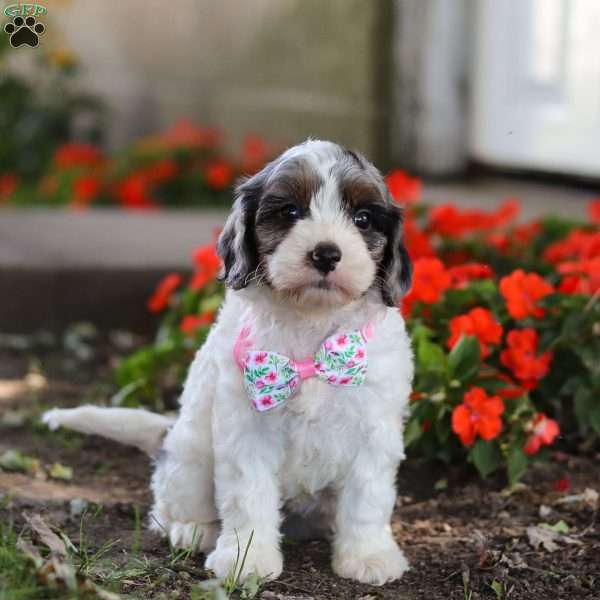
left=0, top=177, right=594, bottom=333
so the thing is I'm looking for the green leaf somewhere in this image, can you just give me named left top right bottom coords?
left=470, top=439, right=501, bottom=479
left=448, top=335, right=480, bottom=383
left=417, top=338, right=447, bottom=374
left=507, top=446, right=528, bottom=485
left=404, top=418, right=423, bottom=447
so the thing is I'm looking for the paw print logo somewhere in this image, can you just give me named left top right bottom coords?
left=4, top=15, right=45, bottom=48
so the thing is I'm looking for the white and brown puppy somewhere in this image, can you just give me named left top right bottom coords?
left=44, top=140, right=414, bottom=585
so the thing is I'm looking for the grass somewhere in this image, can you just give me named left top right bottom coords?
left=0, top=501, right=265, bottom=600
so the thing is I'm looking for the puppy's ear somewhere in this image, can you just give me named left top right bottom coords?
left=217, top=160, right=280, bottom=289
left=379, top=203, right=413, bottom=306
left=217, top=175, right=263, bottom=289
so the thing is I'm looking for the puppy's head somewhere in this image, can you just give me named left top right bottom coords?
left=217, top=140, right=412, bottom=309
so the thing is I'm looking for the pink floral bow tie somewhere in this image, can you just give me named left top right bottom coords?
left=234, top=323, right=374, bottom=412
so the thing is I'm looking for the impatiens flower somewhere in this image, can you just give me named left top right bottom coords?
left=404, top=217, right=436, bottom=260
left=190, top=243, right=221, bottom=290
left=147, top=273, right=182, bottom=312
left=155, top=119, right=221, bottom=149
left=500, top=329, right=553, bottom=390
left=205, top=160, right=234, bottom=190
left=147, top=159, right=177, bottom=183
left=71, top=176, right=101, bottom=207
left=451, top=387, right=505, bottom=447
left=429, top=199, right=520, bottom=238
left=557, top=257, right=600, bottom=295
left=385, top=170, right=422, bottom=204
left=54, top=143, right=103, bottom=169
left=553, top=477, right=571, bottom=492
left=448, top=263, right=494, bottom=288
left=523, top=413, right=560, bottom=455
left=116, top=173, right=157, bottom=209
left=499, top=270, right=554, bottom=319
left=447, top=307, right=503, bottom=358
left=404, top=257, right=450, bottom=304
left=0, top=173, right=18, bottom=200
left=180, top=311, right=215, bottom=335
left=543, top=230, right=600, bottom=263
left=588, top=198, right=600, bottom=224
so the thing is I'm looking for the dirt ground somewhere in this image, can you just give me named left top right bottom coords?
left=0, top=336, right=599, bottom=599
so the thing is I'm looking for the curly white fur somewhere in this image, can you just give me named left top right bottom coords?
left=44, top=140, right=414, bottom=586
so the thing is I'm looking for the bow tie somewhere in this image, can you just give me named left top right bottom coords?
left=234, top=323, right=374, bottom=412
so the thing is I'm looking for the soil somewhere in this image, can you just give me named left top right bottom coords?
left=0, top=339, right=599, bottom=599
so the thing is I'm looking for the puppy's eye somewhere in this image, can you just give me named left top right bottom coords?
left=353, top=208, right=372, bottom=230
left=280, top=203, right=302, bottom=221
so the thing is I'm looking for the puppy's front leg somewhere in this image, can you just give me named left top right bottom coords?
left=332, top=441, right=408, bottom=585
left=206, top=427, right=284, bottom=581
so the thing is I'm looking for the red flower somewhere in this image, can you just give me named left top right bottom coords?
left=0, top=173, right=18, bottom=200
left=499, top=270, right=554, bottom=319
left=385, top=170, right=421, bottom=204
left=260, top=396, right=273, bottom=407
left=254, top=352, right=268, bottom=364
left=147, top=159, right=178, bottom=183
left=266, top=372, right=278, bottom=383
left=523, top=413, right=560, bottom=455
left=190, top=243, right=221, bottom=290
left=404, top=217, right=436, bottom=260
left=448, top=263, right=494, bottom=288
left=429, top=199, right=520, bottom=238
left=205, top=160, right=234, bottom=190
left=336, top=335, right=347, bottom=346
left=180, top=311, right=215, bottom=335
left=147, top=273, right=182, bottom=313
left=157, top=119, right=221, bottom=149
left=552, top=477, right=571, bottom=492
left=451, top=387, right=505, bottom=447
left=588, top=198, right=600, bottom=224
left=557, top=257, right=600, bottom=295
left=500, top=329, right=553, bottom=390
left=54, top=143, right=103, bottom=169
left=116, top=173, right=157, bottom=209
left=71, top=176, right=100, bottom=207
left=447, top=307, right=503, bottom=358
left=406, top=257, right=450, bottom=302
left=543, top=230, right=600, bottom=263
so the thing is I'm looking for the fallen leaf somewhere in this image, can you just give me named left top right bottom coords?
left=49, top=463, right=73, bottom=481
left=554, top=488, right=599, bottom=511
left=541, top=520, right=570, bottom=534
left=0, top=450, right=40, bottom=474
left=527, top=525, right=559, bottom=552
left=23, top=513, right=67, bottom=557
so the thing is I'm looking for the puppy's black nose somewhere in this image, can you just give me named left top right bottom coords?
left=310, top=242, right=342, bottom=274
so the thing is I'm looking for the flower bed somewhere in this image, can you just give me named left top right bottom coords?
left=115, top=176, right=600, bottom=483
left=1, top=120, right=273, bottom=209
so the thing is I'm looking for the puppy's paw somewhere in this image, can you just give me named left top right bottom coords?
left=41, top=409, right=65, bottom=431
left=205, top=537, right=283, bottom=581
left=150, top=513, right=219, bottom=553
left=169, top=521, right=219, bottom=553
left=332, top=541, right=409, bottom=585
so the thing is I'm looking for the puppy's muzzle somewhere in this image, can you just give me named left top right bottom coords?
left=309, top=242, right=342, bottom=274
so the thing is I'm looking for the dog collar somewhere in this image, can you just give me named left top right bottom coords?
left=234, top=322, right=374, bottom=412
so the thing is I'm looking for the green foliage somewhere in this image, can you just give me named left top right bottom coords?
left=114, top=194, right=600, bottom=485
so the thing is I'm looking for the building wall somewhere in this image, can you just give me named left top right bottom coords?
left=36, top=0, right=392, bottom=162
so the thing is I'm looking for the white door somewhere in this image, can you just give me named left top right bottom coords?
left=470, top=0, right=600, bottom=177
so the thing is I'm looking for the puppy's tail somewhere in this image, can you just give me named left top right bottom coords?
left=42, top=406, right=176, bottom=456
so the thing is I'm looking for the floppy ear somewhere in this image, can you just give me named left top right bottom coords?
left=379, top=203, right=413, bottom=306
left=217, top=177, right=262, bottom=290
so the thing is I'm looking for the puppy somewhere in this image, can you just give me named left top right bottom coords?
left=44, top=140, right=414, bottom=585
